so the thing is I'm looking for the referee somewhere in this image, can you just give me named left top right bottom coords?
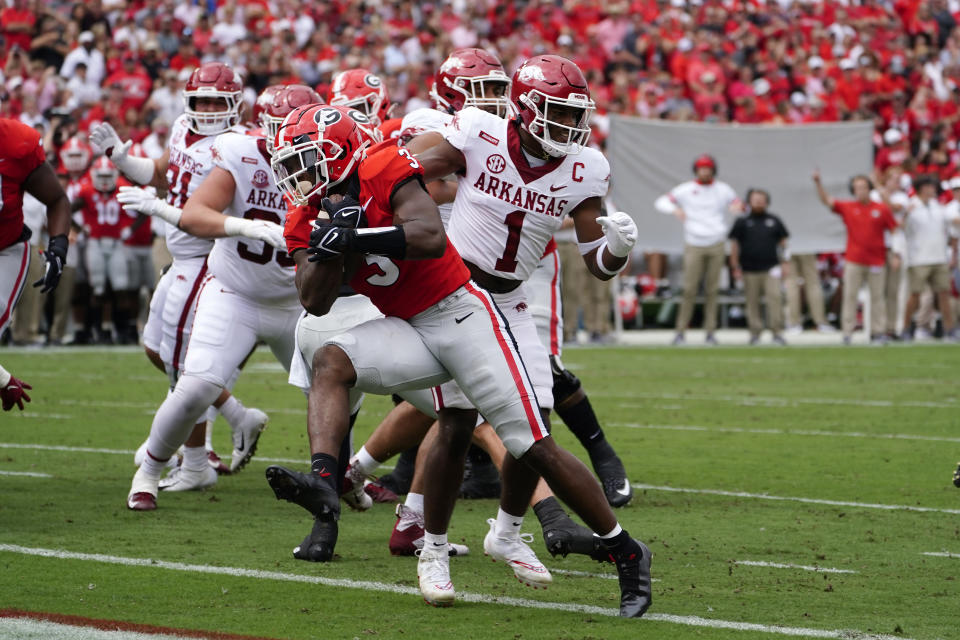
left=728, top=189, right=789, bottom=345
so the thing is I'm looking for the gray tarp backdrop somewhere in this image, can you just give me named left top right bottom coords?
left=606, top=116, right=875, bottom=255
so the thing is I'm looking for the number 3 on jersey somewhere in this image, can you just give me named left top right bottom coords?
left=364, top=255, right=399, bottom=286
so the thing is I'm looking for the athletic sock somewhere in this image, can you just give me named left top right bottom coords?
left=182, top=445, right=207, bottom=471
left=599, top=526, right=635, bottom=557
left=353, top=446, right=380, bottom=476
left=310, top=452, right=340, bottom=493
left=219, top=394, right=246, bottom=427
left=555, top=394, right=608, bottom=455
left=404, top=492, right=424, bottom=514
left=423, top=531, right=447, bottom=549
left=494, top=507, right=523, bottom=539
left=531, top=496, right=566, bottom=526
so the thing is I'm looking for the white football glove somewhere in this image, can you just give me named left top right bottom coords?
left=596, top=211, right=638, bottom=258
left=223, top=217, right=288, bottom=252
left=89, top=122, right=130, bottom=161
left=117, top=186, right=181, bottom=226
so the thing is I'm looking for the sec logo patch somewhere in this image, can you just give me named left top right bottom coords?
left=252, top=169, right=270, bottom=189
left=486, top=154, right=506, bottom=173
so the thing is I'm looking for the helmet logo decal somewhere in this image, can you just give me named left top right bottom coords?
left=314, top=107, right=343, bottom=127
left=517, top=64, right=547, bottom=83
left=364, top=74, right=381, bottom=88
left=440, top=56, right=465, bottom=73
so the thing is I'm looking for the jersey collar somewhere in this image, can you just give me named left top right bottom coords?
left=507, top=120, right=564, bottom=185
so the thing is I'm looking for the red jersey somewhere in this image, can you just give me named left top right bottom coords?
left=283, top=141, right=470, bottom=320
left=122, top=209, right=153, bottom=247
left=831, top=200, right=898, bottom=266
left=379, top=118, right=403, bottom=141
left=77, top=181, right=129, bottom=240
left=0, top=118, right=46, bottom=248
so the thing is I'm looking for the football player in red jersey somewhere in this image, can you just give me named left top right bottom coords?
left=0, top=117, right=71, bottom=411
left=93, top=62, right=268, bottom=481
left=412, top=54, right=650, bottom=617
left=72, top=156, right=136, bottom=343
left=264, top=104, right=648, bottom=616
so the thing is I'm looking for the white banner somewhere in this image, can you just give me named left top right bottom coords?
left=606, top=116, right=875, bottom=255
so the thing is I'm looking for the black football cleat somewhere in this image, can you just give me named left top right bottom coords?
left=292, top=515, right=338, bottom=562
left=459, top=457, right=501, bottom=499
left=953, top=462, right=960, bottom=488
left=611, top=539, right=653, bottom=618
left=265, top=465, right=340, bottom=520
left=592, top=452, right=633, bottom=508
left=534, top=496, right=611, bottom=562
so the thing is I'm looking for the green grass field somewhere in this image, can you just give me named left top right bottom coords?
left=1, top=344, right=958, bottom=640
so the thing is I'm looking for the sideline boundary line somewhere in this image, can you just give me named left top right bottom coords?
left=611, top=422, right=960, bottom=444
left=0, top=544, right=914, bottom=640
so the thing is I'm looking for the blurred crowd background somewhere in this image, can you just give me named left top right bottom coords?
left=3, top=0, right=959, bottom=346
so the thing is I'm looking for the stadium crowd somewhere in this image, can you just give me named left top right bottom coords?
left=2, top=0, right=960, bottom=346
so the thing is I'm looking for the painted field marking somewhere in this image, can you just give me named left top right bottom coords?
left=921, top=551, right=960, bottom=559
left=0, top=544, right=913, bottom=640
left=600, top=391, right=958, bottom=410
left=0, top=470, right=51, bottom=478
left=735, top=560, right=857, bottom=574
left=0, top=442, right=310, bottom=467
left=8, top=412, right=73, bottom=420
left=632, top=484, right=960, bottom=515
left=0, top=618, right=186, bottom=640
left=611, top=423, right=960, bottom=444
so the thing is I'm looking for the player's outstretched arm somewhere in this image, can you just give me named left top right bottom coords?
left=570, top=197, right=636, bottom=281
left=389, top=178, right=446, bottom=259
left=415, top=139, right=466, bottom=183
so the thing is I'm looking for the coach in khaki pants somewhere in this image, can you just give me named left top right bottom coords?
left=655, top=154, right=741, bottom=345
left=728, top=189, right=789, bottom=344
left=813, top=170, right=897, bottom=343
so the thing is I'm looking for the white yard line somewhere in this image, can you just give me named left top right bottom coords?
left=0, top=544, right=913, bottom=640
left=602, top=391, right=958, bottom=410
left=551, top=568, right=617, bottom=580
left=0, top=470, right=51, bottom=478
left=632, top=483, right=960, bottom=515
left=921, top=551, right=960, bottom=559
left=0, top=618, right=186, bottom=640
left=8, top=412, right=73, bottom=420
left=0, top=442, right=135, bottom=455
left=735, top=560, right=857, bottom=574
left=612, top=422, right=960, bottom=444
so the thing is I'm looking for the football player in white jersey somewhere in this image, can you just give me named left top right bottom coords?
left=90, top=62, right=268, bottom=484
left=123, top=92, right=300, bottom=511
left=414, top=54, right=650, bottom=617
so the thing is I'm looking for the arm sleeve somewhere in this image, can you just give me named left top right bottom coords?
left=587, top=153, right=611, bottom=198
left=654, top=185, right=682, bottom=214
left=728, top=218, right=742, bottom=240
left=830, top=200, right=844, bottom=215
left=778, top=217, right=790, bottom=239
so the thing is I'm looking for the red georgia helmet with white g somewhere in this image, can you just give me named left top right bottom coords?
left=271, top=104, right=372, bottom=206
left=60, top=136, right=93, bottom=173
left=182, top=61, right=244, bottom=135
left=510, top=54, right=595, bottom=157
left=90, top=155, right=119, bottom=193
left=328, top=69, right=390, bottom=126
left=260, top=84, right=323, bottom=152
left=430, top=48, right=510, bottom=117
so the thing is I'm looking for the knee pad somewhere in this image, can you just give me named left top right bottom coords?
left=550, top=355, right=581, bottom=406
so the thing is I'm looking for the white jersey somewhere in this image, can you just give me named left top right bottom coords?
left=443, top=107, right=609, bottom=281
left=163, top=114, right=245, bottom=260
left=402, top=107, right=455, bottom=226
left=206, top=132, right=298, bottom=305
left=655, top=179, right=738, bottom=247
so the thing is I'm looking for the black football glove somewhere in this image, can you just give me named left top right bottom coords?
left=307, top=222, right=354, bottom=262
left=33, top=234, right=68, bottom=293
left=320, top=195, right=366, bottom=229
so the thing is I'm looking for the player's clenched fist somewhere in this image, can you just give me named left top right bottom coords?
left=596, top=211, right=638, bottom=257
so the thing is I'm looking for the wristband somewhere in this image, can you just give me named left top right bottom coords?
left=595, top=241, right=627, bottom=276
left=223, top=216, right=252, bottom=237
left=114, top=154, right=156, bottom=185
left=153, top=201, right=183, bottom=227
left=349, top=225, right=407, bottom=259
left=577, top=237, right=605, bottom=256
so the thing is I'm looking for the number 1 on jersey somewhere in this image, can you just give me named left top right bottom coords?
left=494, top=210, right=526, bottom=273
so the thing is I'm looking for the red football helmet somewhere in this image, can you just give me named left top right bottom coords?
left=271, top=104, right=372, bottom=205
left=260, top=84, right=323, bottom=153
left=431, top=48, right=510, bottom=116
left=182, top=62, right=243, bottom=135
left=511, top=55, right=595, bottom=157
left=59, top=136, right=92, bottom=173
left=328, top=69, right=390, bottom=126
left=254, top=84, right=286, bottom=127
left=90, top=156, right=119, bottom=193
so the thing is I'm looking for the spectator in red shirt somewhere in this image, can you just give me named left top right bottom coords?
left=1, top=0, right=36, bottom=52
left=875, top=128, right=911, bottom=173
left=168, top=38, right=200, bottom=72
left=813, top=169, right=899, bottom=343
left=104, top=52, right=153, bottom=116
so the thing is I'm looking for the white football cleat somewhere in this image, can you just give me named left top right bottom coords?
left=417, top=544, right=455, bottom=607
left=389, top=504, right=470, bottom=557
left=127, top=466, right=160, bottom=511
left=483, top=518, right=552, bottom=589
left=230, top=408, right=268, bottom=473
left=341, top=462, right=373, bottom=511
left=133, top=439, right=180, bottom=469
left=158, top=465, right=217, bottom=492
